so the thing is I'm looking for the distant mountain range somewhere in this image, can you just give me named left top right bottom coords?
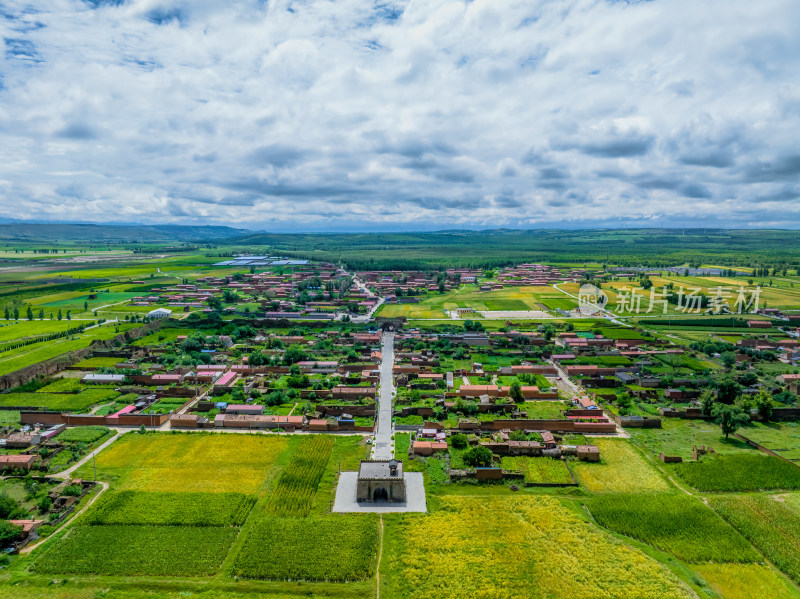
left=0, top=222, right=255, bottom=243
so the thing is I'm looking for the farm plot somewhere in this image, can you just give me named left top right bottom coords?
left=0, top=390, right=118, bottom=411
left=59, top=426, right=111, bottom=444
left=264, top=435, right=334, bottom=516
left=738, top=422, right=800, bottom=462
left=571, top=439, right=671, bottom=494
left=693, top=564, right=800, bottom=599
left=710, top=494, right=800, bottom=585
left=33, top=525, right=237, bottom=577
left=630, top=418, right=753, bottom=461
left=234, top=516, right=379, bottom=582
left=674, top=454, right=800, bottom=492
left=0, top=320, right=80, bottom=343
left=72, top=356, right=123, bottom=368
left=500, top=457, right=574, bottom=484
left=73, top=432, right=288, bottom=493
left=83, top=491, right=255, bottom=527
left=380, top=496, right=693, bottom=599
left=585, top=494, right=759, bottom=563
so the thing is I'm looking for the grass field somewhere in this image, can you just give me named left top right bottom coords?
left=738, top=422, right=800, bottom=462
left=381, top=496, right=693, bottom=599
left=571, top=439, right=671, bottom=494
left=73, top=432, right=288, bottom=493
left=630, top=418, right=755, bottom=461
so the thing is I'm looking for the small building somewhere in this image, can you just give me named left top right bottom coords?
left=0, top=454, right=38, bottom=470
left=356, top=460, right=406, bottom=503
left=82, top=373, right=126, bottom=384
left=148, top=308, right=173, bottom=320
left=3, top=433, right=41, bottom=449
left=225, top=404, right=264, bottom=415
left=577, top=445, right=600, bottom=462
left=747, top=320, right=771, bottom=329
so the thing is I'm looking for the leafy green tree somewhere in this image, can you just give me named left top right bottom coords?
left=462, top=446, right=493, bottom=467
left=699, top=389, right=716, bottom=416
left=542, top=323, right=556, bottom=341
left=265, top=390, right=287, bottom=406
left=0, top=494, right=20, bottom=519
left=57, top=309, right=62, bottom=321
left=754, top=388, right=773, bottom=420
left=0, top=521, right=22, bottom=547
left=716, top=377, right=740, bottom=405
left=449, top=433, right=468, bottom=449
left=713, top=403, right=750, bottom=439
left=509, top=380, right=523, bottom=402
left=38, top=495, right=52, bottom=513
left=720, top=351, right=736, bottom=369
left=26, top=305, right=33, bottom=320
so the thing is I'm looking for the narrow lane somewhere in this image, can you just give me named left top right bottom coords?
left=373, top=331, right=395, bottom=459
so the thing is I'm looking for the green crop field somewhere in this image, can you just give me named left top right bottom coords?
left=263, top=436, right=334, bottom=516
left=674, top=454, right=800, bottom=492
left=234, top=516, right=379, bottom=582
left=500, top=456, right=574, bottom=484
left=0, top=321, right=140, bottom=375
left=33, top=525, right=238, bottom=576
left=710, top=495, right=800, bottom=585
left=0, top=320, right=79, bottom=342
left=84, top=491, right=255, bottom=527
left=0, top=389, right=118, bottom=411
left=585, top=494, right=759, bottom=563
left=59, top=426, right=112, bottom=443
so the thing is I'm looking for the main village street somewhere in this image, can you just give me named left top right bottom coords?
left=372, top=331, right=395, bottom=459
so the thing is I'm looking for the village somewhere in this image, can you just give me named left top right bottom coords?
left=1, top=255, right=800, bottom=599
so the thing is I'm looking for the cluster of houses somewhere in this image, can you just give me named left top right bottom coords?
left=128, top=260, right=378, bottom=319
left=358, top=264, right=590, bottom=298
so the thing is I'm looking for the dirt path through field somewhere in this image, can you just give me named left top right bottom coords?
left=19, top=481, right=109, bottom=555
left=376, top=515, right=384, bottom=599
left=53, top=430, right=126, bottom=479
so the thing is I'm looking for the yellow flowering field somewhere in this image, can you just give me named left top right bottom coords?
left=381, top=496, right=692, bottom=599
left=693, top=564, right=800, bottom=599
left=75, top=432, right=288, bottom=493
left=571, top=439, right=671, bottom=494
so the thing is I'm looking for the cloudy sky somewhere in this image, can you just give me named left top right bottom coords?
left=1, top=0, right=799, bottom=231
